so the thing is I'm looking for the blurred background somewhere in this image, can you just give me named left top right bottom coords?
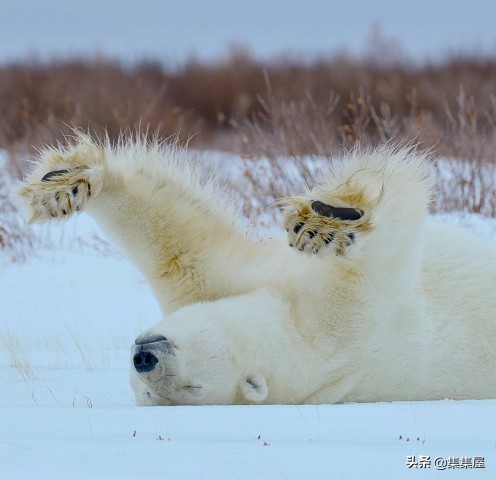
left=1, top=0, right=496, bottom=248
left=1, top=0, right=496, bottom=157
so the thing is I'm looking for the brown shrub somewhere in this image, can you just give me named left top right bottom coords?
left=1, top=52, right=496, bottom=156
left=2, top=51, right=496, bottom=233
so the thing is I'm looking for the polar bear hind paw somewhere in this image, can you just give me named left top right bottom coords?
left=18, top=167, right=100, bottom=223
left=283, top=198, right=371, bottom=257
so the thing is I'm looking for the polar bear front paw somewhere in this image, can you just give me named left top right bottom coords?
left=283, top=198, right=370, bottom=257
left=18, top=167, right=102, bottom=223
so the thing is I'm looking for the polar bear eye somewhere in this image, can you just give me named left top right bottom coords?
left=182, top=385, right=204, bottom=397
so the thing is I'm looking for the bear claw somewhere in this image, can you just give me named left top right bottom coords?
left=293, top=222, right=304, bottom=234
left=41, top=169, right=70, bottom=182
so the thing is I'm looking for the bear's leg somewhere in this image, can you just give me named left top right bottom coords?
left=18, top=133, right=268, bottom=311
left=282, top=147, right=432, bottom=263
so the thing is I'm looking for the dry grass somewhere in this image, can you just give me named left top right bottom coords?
left=2, top=52, right=496, bottom=155
left=1, top=52, right=496, bottom=259
left=0, top=171, right=36, bottom=261
left=235, top=83, right=496, bottom=220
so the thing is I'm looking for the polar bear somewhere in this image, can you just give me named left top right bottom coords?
left=19, top=133, right=496, bottom=405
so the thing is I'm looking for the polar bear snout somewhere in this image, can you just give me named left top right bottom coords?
left=133, top=351, right=159, bottom=373
left=132, top=336, right=175, bottom=374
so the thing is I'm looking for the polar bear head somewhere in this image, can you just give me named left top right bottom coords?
left=130, top=290, right=291, bottom=405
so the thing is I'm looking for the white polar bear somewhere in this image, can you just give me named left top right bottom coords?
left=19, top=133, right=496, bottom=405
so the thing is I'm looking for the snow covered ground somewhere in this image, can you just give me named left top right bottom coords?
left=1, top=150, right=496, bottom=479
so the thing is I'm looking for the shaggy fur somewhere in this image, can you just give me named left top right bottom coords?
left=19, top=133, right=496, bottom=405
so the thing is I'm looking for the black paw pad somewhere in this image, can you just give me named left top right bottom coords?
left=41, top=170, right=69, bottom=182
left=293, top=222, right=304, bottom=234
left=311, top=201, right=363, bottom=221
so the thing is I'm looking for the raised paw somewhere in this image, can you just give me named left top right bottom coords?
left=18, top=167, right=101, bottom=223
left=283, top=198, right=371, bottom=257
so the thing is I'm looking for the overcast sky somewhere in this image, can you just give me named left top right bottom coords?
left=1, top=0, right=495, bottom=64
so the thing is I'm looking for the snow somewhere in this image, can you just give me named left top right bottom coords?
left=1, top=150, right=496, bottom=479
left=2, top=395, right=495, bottom=479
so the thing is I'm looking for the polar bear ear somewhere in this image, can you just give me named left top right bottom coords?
left=241, top=375, right=268, bottom=403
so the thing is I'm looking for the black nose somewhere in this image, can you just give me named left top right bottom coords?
left=133, top=351, right=158, bottom=372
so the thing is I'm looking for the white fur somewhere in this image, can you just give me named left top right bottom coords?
left=19, top=134, right=496, bottom=405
